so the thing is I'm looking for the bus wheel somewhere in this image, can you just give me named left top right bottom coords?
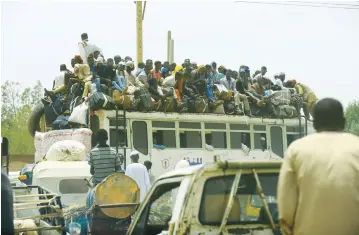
left=28, top=102, right=45, bottom=137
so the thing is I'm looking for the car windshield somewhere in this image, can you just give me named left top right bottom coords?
left=199, top=172, right=279, bottom=225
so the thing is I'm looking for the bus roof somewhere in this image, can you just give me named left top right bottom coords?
left=104, top=111, right=312, bottom=126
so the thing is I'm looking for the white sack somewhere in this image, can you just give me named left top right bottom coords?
left=45, top=140, right=86, bottom=161
left=68, top=102, right=88, bottom=125
left=34, top=128, right=92, bottom=162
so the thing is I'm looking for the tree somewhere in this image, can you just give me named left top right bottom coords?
left=345, top=100, right=359, bottom=136
left=1, top=80, right=43, bottom=154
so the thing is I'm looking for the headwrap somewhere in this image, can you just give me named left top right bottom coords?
left=74, top=55, right=83, bottom=64
left=198, top=65, right=206, bottom=73
left=161, top=67, right=169, bottom=74
left=218, top=65, right=226, bottom=71
left=126, top=60, right=134, bottom=69
left=95, top=56, right=104, bottom=64
left=130, top=150, right=139, bottom=156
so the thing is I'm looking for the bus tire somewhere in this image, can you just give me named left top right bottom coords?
left=28, top=102, right=45, bottom=137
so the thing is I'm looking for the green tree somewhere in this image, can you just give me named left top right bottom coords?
left=1, top=80, right=43, bottom=154
left=345, top=100, right=359, bottom=136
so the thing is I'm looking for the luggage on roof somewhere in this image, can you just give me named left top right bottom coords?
left=89, top=92, right=116, bottom=111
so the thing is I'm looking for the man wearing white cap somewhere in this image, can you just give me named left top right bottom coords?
left=124, top=61, right=144, bottom=89
left=125, top=150, right=151, bottom=202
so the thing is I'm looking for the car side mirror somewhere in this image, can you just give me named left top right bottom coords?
left=261, top=137, right=266, bottom=151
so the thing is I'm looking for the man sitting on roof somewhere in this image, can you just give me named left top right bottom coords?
left=125, top=61, right=144, bottom=90
left=285, top=79, right=317, bottom=120
left=220, top=70, right=251, bottom=116
left=112, top=61, right=126, bottom=93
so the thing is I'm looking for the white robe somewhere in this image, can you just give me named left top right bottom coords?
left=125, top=163, right=151, bottom=202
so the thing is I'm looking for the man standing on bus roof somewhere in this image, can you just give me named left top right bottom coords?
left=125, top=150, right=151, bottom=202
left=78, top=33, right=102, bottom=65
left=277, top=98, right=359, bottom=235
left=88, top=129, right=123, bottom=186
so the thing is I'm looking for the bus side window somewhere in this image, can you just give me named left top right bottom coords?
left=133, top=121, right=148, bottom=155
left=205, top=132, right=226, bottom=148
left=270, top=126, right=284, bottom=158
left=180, top=131, right=202, bottom=148
left=254, top=133, right=266, bottom=149
left=230, top=132, right=251, bottom=149
left=110, top=129, right=127, bottom=147
left=152, top=130, right=176, bottom=148
left=287, top=134, right=300, bottom=147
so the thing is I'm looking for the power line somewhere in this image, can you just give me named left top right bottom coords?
left=234, top=1, right=359, bottom=10
left=289, top=1, right=359, bottom=7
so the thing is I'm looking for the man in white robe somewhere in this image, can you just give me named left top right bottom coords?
left=125, top=150, right=151, bottom=202
left=78, top=33, right=102, bottom=64
left=278, top=98, right=359, bottom=235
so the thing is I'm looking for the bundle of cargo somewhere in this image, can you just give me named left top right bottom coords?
left=45, top=140, right=87, bottom=161
left=34, top=128, right=92, bottom=162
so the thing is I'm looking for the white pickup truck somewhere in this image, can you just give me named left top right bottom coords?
left=126, top=158, right=282, bottom=235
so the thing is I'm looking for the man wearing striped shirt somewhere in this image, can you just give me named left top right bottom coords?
left=88, top=129, right=123, bottom=186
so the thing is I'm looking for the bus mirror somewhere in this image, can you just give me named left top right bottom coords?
left=1, top=137, right=9, bottom=156
left=260, top=137, right=266, bottom=151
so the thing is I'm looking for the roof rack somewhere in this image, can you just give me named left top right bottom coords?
left=214, top=156, right=282, bottom=170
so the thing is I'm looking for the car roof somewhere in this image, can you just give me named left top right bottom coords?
left=157, top=159, right=282, bottom=180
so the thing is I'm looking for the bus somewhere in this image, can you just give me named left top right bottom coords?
left=94, top=110, right=314, bottom=178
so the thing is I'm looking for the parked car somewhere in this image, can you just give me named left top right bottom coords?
left=126, top=157, right=281, bottom=235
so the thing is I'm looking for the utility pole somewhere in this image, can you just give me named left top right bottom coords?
left=167, top=31, right=175, bottom=63
left=136, top=1, right=144, bottom=63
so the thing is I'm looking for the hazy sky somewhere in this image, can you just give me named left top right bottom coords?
left=1, top=1, right=359, bottom=106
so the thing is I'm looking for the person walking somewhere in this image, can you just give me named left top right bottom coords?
left=125, top=151, right=151, bottom=202
left=88, top=129, right=123, bottom=186
left=277, top=98, right=359, bottom=235
left=143, top=160, right=155, bottom=184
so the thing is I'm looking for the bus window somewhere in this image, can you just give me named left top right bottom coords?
left=205, top=132, right=226, bottom=148
left=152, top=130, right=176, bottom=148
left=254, top=133, right=267, bottom=150
left=180, top=131, right=202, bottom=148
left=287, top=134, right=300, bottom=147
left=270, top=126, right=284, bottom=158
left=133, top=121, right=148, bottom=155
left=110, top=129, right=127, bottom=147
left=230, top=132, right=251, bottom=149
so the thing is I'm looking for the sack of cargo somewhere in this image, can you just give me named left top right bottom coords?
left=182, top=95, right=196, bottom=113
left=34, top=128, right=92, bottom=162
left=164, top=97, right=176, bottom=112
left=174, top=89, right=182, bottom=103
left=52, top=115, right=70, bottom=130
left=214, top=103, right=225, bottom=114
left=195, top=96, right=208, bottom=113
left=176, top=102, right=188, bottom=113
left=67, top=83, right=84, bottom=112
left=45, top=140, right=87, bottom=161
left=113, top=90, right=131, bottom=110
left=43, top=95, right=64, bottom=126
left=124, top=85, right=138, bottom=95
left=271, top=90, right=291, bottom=106
left=134, top=88, right=153, bottom=111
left=213, top=84, right=228, bottom=93
left=68, top=101, right=88, bottom=125
left=274, top=104, right=297, bottom=118
left=89, top=92, right=116, bottom=111
left=224, top=100, right=236, bottom=115
left=250, top=102, right=273, bottom=117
